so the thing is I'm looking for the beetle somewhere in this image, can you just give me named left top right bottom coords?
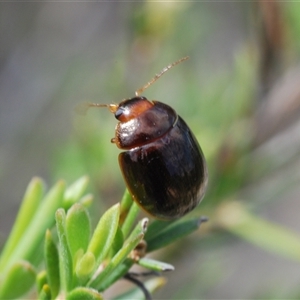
left=88, top=57, right=208, bottom=220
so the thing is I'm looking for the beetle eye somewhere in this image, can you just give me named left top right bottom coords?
left=115, top=107, right=126, bottom=120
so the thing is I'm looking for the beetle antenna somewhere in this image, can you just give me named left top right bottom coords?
left=88, top=102, right=118, bottom=113
left=75, top=102, right=118, bottom=115
left=135, top=56, right=189, bottom=97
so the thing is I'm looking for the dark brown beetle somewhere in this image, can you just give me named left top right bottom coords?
left=89, top=57, right=208, bottom=220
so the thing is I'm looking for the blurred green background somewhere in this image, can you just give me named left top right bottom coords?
left=1, top=2, right=300, bottom=299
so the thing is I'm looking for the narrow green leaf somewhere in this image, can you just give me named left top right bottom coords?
left=119, top=189, right=133, bottom=226
left=73, top=248, right=84, bottom=272
left=38, top=284, right=52, bottom=300
left=87, top=203, right=120, bottom=264
left=93, top=257, right=171, bottom=293
left=79, top=194, right=93, bottom=208
left=127, top=218, right=148, bottom=242
left=110, top=227, right=124, bottom=258
left=63, top=176, right=89, bottom=209
left=36, top=270, right=48, bottom=295
left=44, top=230, right=60, bottom=299
left=66, top=287, right=103, bottom=300
left=66, top=203, right=91, bottom=260
left=0, top=261, right=36, bottom=299
left=121, top=202, right=140, bottom=239
left=90, top=218, right=148, bottom=290
left=3, top=180, right=65, bottom=273
left=92, top=232, right=145, bottom=290
left=56, top=209, right=73, bottom=292
left=95, top=258, right=134, bottom=291
left=76, top=251, right=96, bottom=282
left=138, top=257, right=174, bottom=272
left=0, top=177, right=44, bottom=271
left=216, top=201, right=300, bottom=262
left=146, top=217, right=205, bottom=252
left=144, top=219, right=175, bottom=241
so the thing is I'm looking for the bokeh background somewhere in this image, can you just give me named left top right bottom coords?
left=1, top=2, right=300, bottom=299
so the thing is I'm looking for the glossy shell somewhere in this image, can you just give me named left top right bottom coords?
left=113, top=97, right=208, bottom=220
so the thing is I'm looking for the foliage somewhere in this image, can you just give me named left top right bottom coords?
left=0, top=177, right=207, bottom=299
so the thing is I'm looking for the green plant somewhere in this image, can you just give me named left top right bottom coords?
left=0, top=177, right=207, bottom=299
